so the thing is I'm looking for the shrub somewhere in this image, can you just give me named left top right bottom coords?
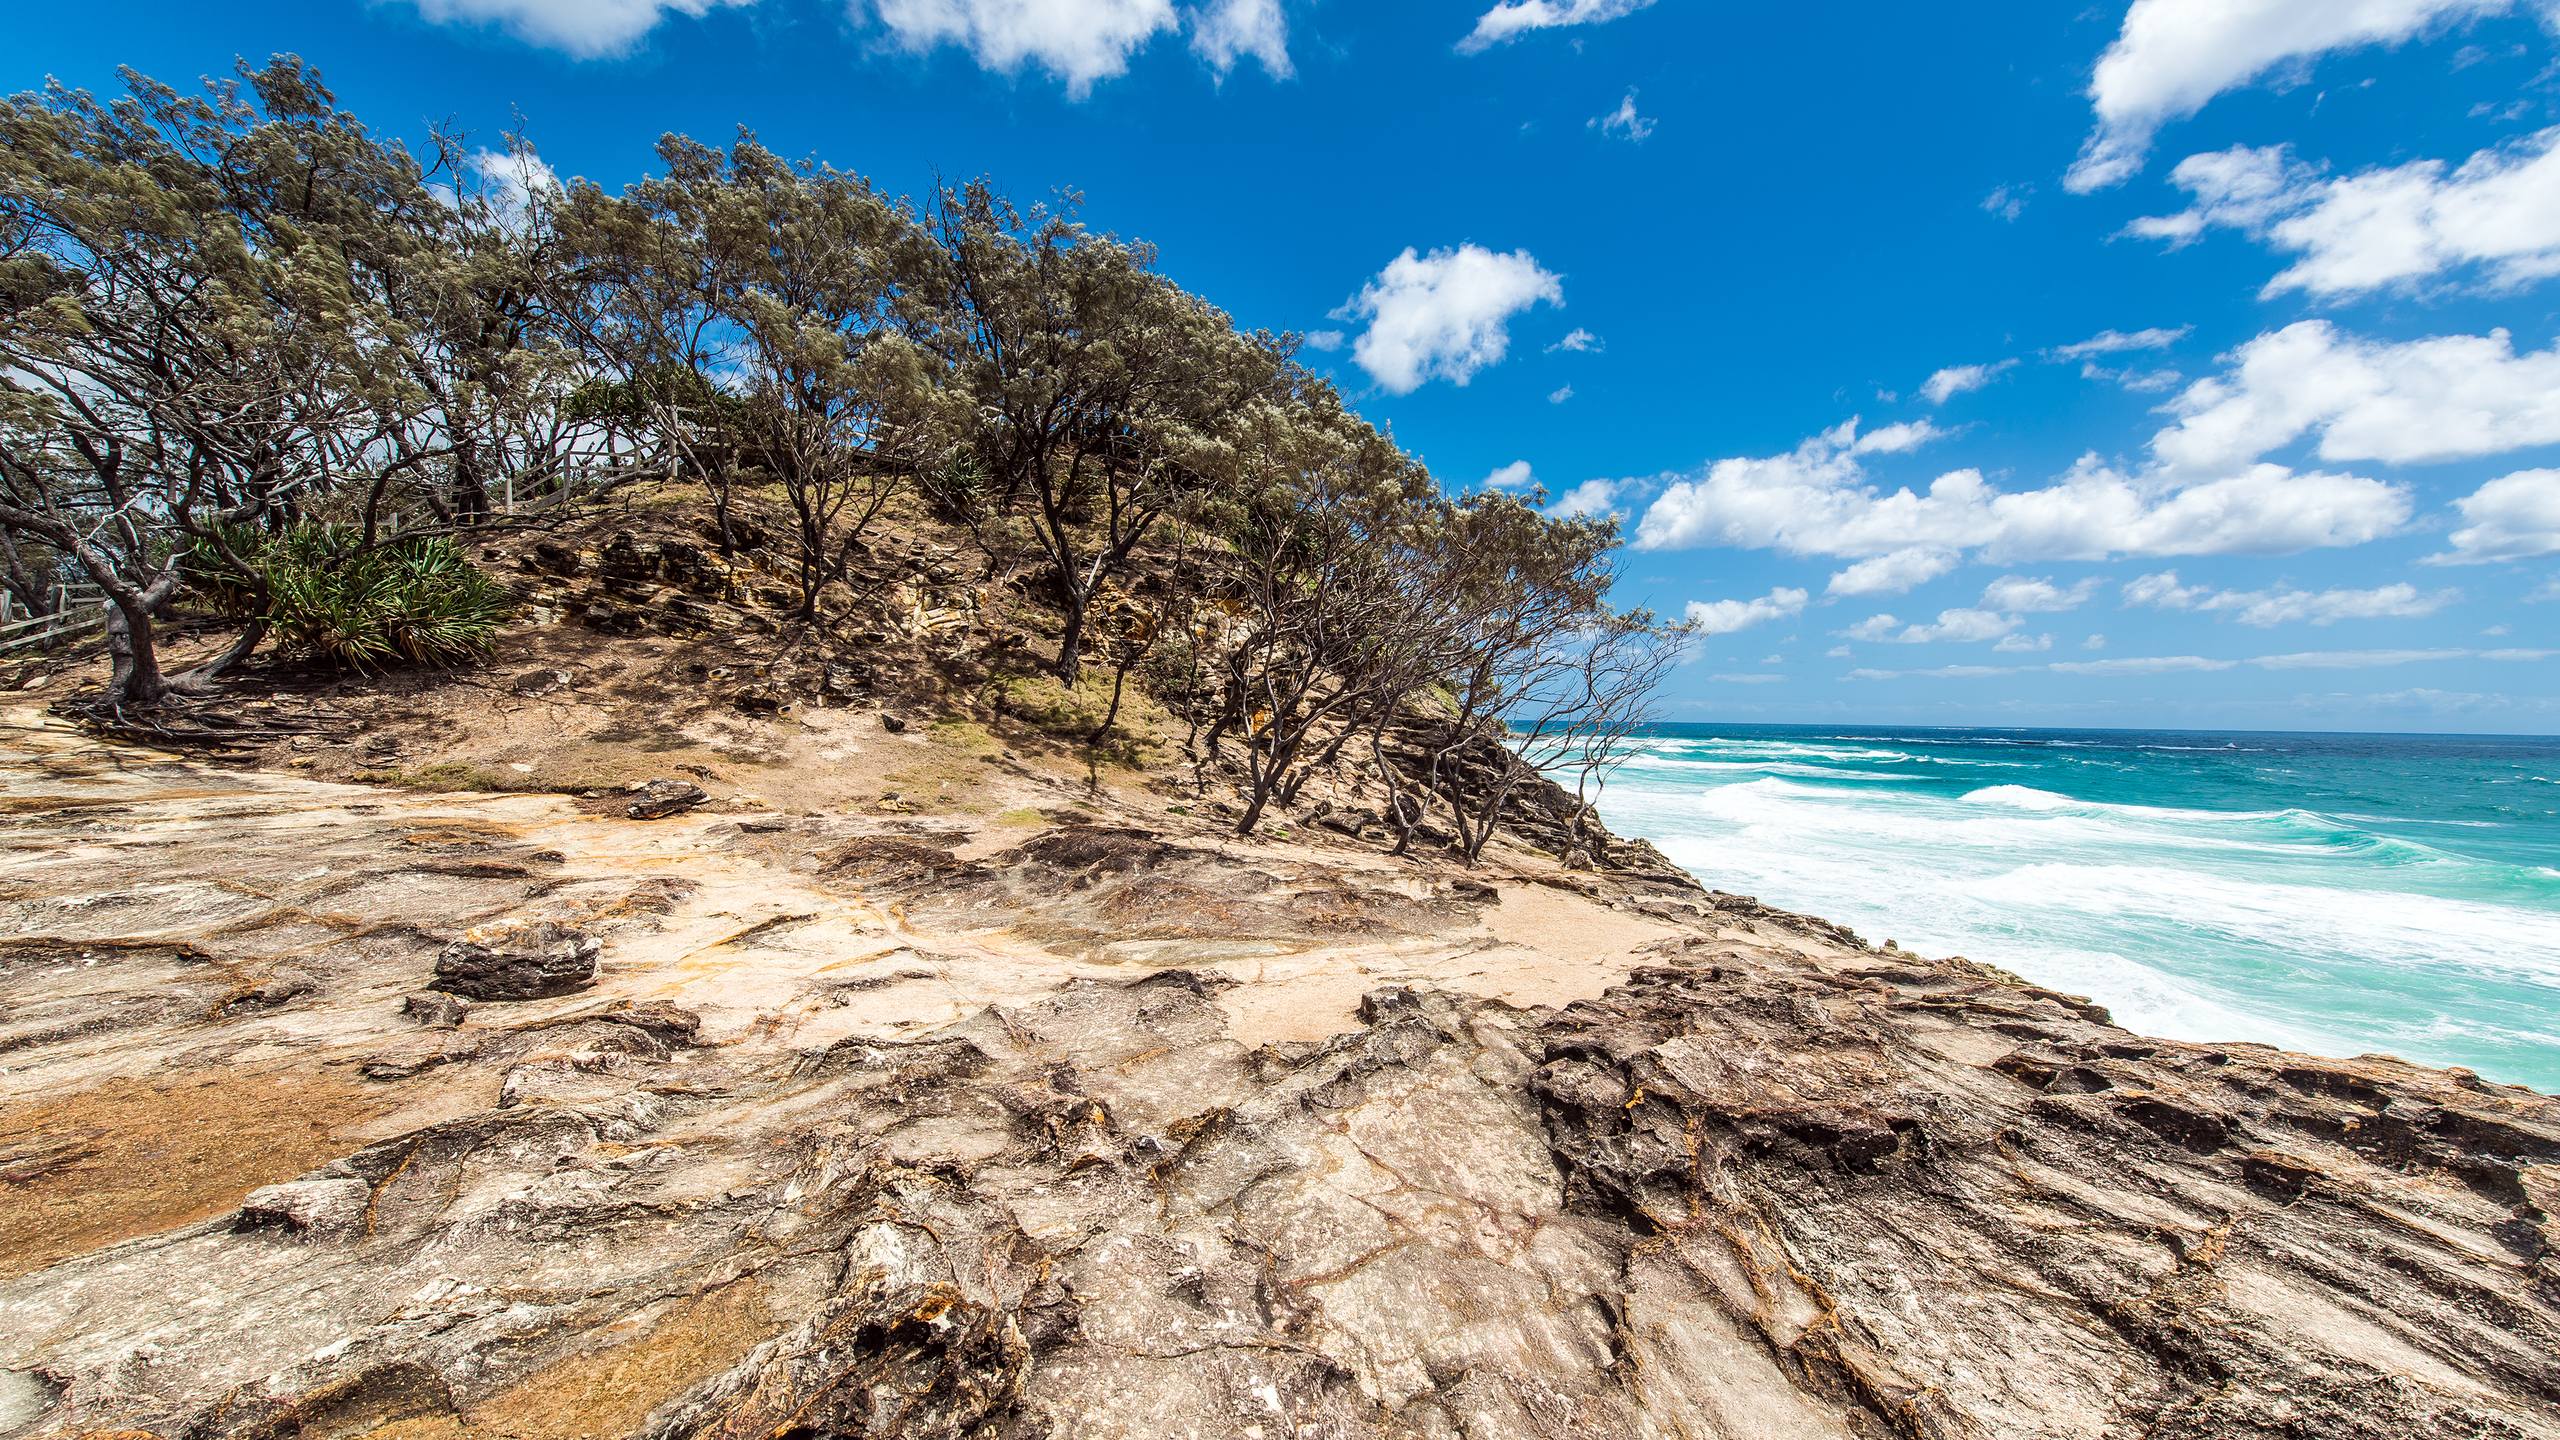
left=187, top=524, right=511, bottom=670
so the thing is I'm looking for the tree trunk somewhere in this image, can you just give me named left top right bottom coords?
left=1053, top=595, right=1086, bottom=687
left=104, top=599, right=167, bottom=708
left=167, top=618, right=268, bottom=695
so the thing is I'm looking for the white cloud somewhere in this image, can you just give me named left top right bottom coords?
left=1982, top=184, right=2029, bottom=222
left=2049, top=654, right=2235, bottom=675
left=2082, top=363, right=2187, bottom=394
left=870, top=0, right=1178, bottom=94
left=2083, top=634, right=2108, bottom=650
left=2437, top=468, right=2560, bottom=560
left=2066, top=0, right=2543, bottom=192
left=2153, top=321, right=2560, bottom=474
left=1920, top=360, right=2017, bottom=405
left=2134, top=131, right=2560, bottom=297
left=1709, top=672, right=1786, bottom=685
left=465, top=147, right=563, bottom=233
left=2253, top=646, right=2550, bottom=668
left=2122, top=570, right=2459, bottom=625
left=1852, top=647, right=2554, bottom=680
left=2532, top=575, right=2560, bottom=600
left=1827, top=547, right=1957, bottom=597
left=1190, top=0, right=1291, bottom=77
left=1994, top=633, right=2056, bottom=653
left=1548, top=327, right=1603, bottom=354
left=1458, top=0, right=1655, bottom=53
left=2049, top=326, right=2191, bottom=361
left=1850, top=418, right=1951, bottom=455
left=1482, top=460, right=1537, bottom=491
left=1981, top=575, right=2099, bottom=613
left=1337, top=245, right=1563, bottom=394
left=1548, top=384, right=1575, bottom=404
left=1686, top=587, right=1809, bottom=636
left=1591, top=91, right=1658, bottom=142
left=1632, top=423, right=2409, bottom=563
left=1846, top=608, right=2021, bottom=645
left=1302, top=329, right=1345, bottom=352
left=1546, top=478, right=1620, bottom=519
left=408, top=0, right=753, bottom=55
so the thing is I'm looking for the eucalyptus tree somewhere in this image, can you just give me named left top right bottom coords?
left=0, top=61, right=400, bottom=707
left=1203, top=391, right=1442, bottom=834
left=913, top=183, right=1275, bottom=685
left=1386, top=494, right=1652, bottom=862
left=671, top=137, right=934, bottom=620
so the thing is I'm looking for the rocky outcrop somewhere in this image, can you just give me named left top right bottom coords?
left=428, top=923, right=602, bottom=1000
left=2, top=713, right=2554, bottom=1439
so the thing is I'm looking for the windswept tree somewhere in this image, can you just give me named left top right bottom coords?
left=912, top=183, right=1276, bottom=684
left=0, top=62, right=397, bottom=707
left=1201, top=391, right=1440, bottom=834
left=584, top=137, right=931, bottom=619
left=1386, top=495, right=1680, bottom=863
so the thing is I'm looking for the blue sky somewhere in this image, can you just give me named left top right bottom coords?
left=8, top=0, right=2560, bottom=732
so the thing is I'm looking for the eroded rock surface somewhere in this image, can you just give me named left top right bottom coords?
left=2, top=712, right=2554, bottom=1439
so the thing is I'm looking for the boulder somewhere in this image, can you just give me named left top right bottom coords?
left=429, top=924, right=600, bottom=1001
left=401, top=990, right=470, bottom=1028
left=626, top=779, right=708, bottom=820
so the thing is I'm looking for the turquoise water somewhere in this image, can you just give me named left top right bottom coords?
left=1597, top=726, right=2560, bottom=1093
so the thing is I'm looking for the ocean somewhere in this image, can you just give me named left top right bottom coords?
left=1596, top=725, right=2560, bottom=1094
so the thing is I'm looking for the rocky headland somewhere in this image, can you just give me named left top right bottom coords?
left=3, top=688, right=2556, bottom=1439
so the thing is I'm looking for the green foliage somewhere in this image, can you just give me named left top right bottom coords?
left=185, top=524, right=511, bottom=670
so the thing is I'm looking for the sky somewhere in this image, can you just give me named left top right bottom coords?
left=7, top=0, right=2560, bottom=733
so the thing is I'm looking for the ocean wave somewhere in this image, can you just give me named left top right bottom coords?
left=1683, top=761, right=1918, bottom=782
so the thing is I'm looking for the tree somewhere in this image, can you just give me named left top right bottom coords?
left=1199, top=393, right=1440, bottom=834
left=912, top=184, right=1273, bottom=684
left=0, top=62, right=389, bottom=707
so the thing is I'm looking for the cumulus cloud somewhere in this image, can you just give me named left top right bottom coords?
left=1920, top=360, right=2017, bottom=405
left=463, top=147, right=563, bottom=233
left=1630, top=423, right=2409, bottom=563
left=1548, top=384, right=1575, bottom=404
left=1545, top=478, right=1621, bottom=519
left=1850, top=418, right=1951, bottom=455
left=1548, top=328, right=1603, bottom=353
left=408, top=0, right=754, bottom=56
left=1981, top=575, right=2100, bottom=613
left=2121, top=570, right=2459, bottom=625
left=1337, top=245, right=1563, bottom=394
left=1686, top=587, right=1809, bottom=636
left=1302, top=329, right=1345, bottom=352
left=865, top=0, right=1290, bottom=92
left=1982, top=184, right=2029, bottom=222
left=2133, top=132, right=2560, bottom=297
left=2152, top=321, right=2560, bottom=474
left=2435, top=468, right=2560, bottom=560
left=2049, top=326, right=2191, bottom=361
left=1458, top=0, right=1655, bottom=53
left=1591, top=91, right=1657, bottom=142
left=870, top=0, right=1177, bottom=93
left=1481, top=460, right=1537, bottom=491
left=1995, top=632, right=2057, bottom=653
left=1189, top=0, right=1291, bottom=76
left=2066, top=0, right=2542, bottom=192
left=1827, top=548, right=1957, bottom=597
left=1844, top=608, right=2021, bottom=645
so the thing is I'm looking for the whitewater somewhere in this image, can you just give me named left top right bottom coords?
left=1597, top=725, right=2560, bottom=1093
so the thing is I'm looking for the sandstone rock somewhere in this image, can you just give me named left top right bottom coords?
left=401, top=990, right=470, bottom=1028
left=235, top=1178, right=370, bottom=1238
left=428, top=923, right=600, bottom=1001
left=625, top=778, right=708, bottom=820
